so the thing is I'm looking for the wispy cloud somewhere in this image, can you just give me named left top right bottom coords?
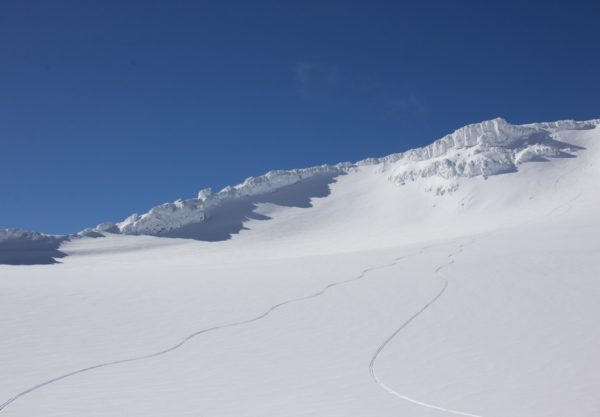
left=294, top=61, right=339, bottom=97
left=385, top=93, right=428, bottom=120
left=292, top=63, right=430, bottom=125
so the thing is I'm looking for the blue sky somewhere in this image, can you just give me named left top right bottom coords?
left=1, top=0, right=599, bottom=234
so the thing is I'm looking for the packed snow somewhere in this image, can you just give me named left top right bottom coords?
left=1, top=118, right=599, bottom=416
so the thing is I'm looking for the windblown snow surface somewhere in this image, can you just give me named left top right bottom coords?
left=1, top=118, right=600, bottom=417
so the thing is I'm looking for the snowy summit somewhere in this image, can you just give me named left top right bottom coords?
left=83, top=117, right=597, bottom=237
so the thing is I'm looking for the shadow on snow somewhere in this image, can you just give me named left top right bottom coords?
left=0, top=173, right=342, bottom=265
left=159, top=172, right=342, bottom=241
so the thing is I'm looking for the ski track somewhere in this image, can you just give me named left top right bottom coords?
left=369, top=243, right=489, bottom=417
left=0, top=245, right=437, bottom=413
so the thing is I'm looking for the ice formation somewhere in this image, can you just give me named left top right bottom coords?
left=3, top=117, right=596, bottom=241
left=359, top=118, right=595, bottom=188
left=113, top=164, right=350, bottom=235
left=103, top=118, right=596, bottom=235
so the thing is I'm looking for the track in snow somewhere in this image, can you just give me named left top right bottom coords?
left=0, top=246, right=430, bottom=413
left=369, top=244, right=488, bottom=417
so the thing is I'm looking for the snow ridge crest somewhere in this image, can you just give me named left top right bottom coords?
left=97, top=118, right=596, bottom=235
left=115, top=164, right=349, bottom=235
left=359, top=117, right=593, bottom=190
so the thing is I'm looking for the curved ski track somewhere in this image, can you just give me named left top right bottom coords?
left=369, top=244, right=487, bottom=417
left=0, top=247, right=428, bottom=413
left=2, top=241, right=488, bottom=417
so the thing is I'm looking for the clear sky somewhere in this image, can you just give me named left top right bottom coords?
left=1, top=0, right=599, bottom=234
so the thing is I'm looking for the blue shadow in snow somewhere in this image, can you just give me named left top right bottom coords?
left=160, top=172, right=342, bottom=241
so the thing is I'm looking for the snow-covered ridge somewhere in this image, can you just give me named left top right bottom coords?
left=0, top=229, right=68, bottom=265
left=0, top=229, right=61, bottom=242
left=359, top=117, right=597, bottom=189
left=93, top=117, right=597, bottom=236
left=114, top=164, right=351, bottom=235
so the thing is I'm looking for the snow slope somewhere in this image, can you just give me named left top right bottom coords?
left=1, top=118, right=599, bottom=417
left=85, top=117, right=596, bottom=238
